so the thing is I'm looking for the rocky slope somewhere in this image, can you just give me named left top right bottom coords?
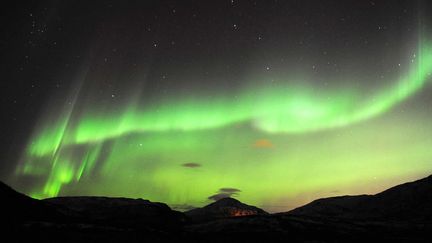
left=185, top=197, right=268, bottom=222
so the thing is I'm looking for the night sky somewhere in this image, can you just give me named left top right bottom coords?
left=1, top=0, right=432, bottom=212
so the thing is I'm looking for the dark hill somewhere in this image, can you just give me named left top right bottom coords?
left=1, top=181, right=60, bottom=222
left=185, top=197, right=268, bottom=222
left=43, top=196, right=186, bottom=228
left=2, top=174, right=432, bottom=242
left=288, top=175, right=432, bottom=221
left=1, top=182, right=186, bottom=242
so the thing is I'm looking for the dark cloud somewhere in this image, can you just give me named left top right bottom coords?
left=181, top=162, right=201, bottom=168
left=208, top=193, right=233, bottom=201
left=208, top=187, right=241, bottom=201
left=219, top=188, right=241, bottom=193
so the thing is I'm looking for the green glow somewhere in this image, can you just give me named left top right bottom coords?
left=15, top=40, right=432, bottom=211
left=26, top=41, right=432, bottom=156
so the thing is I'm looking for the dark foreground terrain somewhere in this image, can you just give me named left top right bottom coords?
left=2, top=175, right=432, bottom=242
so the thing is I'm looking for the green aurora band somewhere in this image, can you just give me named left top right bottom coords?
left=15, top=40, right=432, bottom=211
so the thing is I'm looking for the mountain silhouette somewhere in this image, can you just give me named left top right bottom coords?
left=44, top=196, right=186, bottom=229
left=288, top=175, right=432, bottom=221
left=1, top=181, right=60, bottom=223
left=2, top=175, right=432, bottom=242
left=185, top=197, right=268, bottom=222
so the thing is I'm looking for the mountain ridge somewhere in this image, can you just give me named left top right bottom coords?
left=2, top=174, right=432, bottom=242
left=185, top=197, right=268, bottom=222
left=288, top=175, right=432, bottom=221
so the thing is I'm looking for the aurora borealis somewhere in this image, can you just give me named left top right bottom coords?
left=2, top=1, right=432, bottom=212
